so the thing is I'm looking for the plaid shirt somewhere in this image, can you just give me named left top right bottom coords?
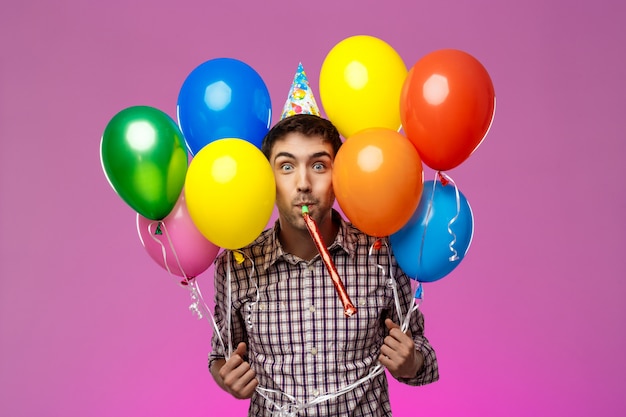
left=209, top=211, right=439, bottom=416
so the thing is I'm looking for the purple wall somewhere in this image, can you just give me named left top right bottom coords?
left=1, top=1, right=624, bottom=416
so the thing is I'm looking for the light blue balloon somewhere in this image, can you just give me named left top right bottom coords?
left=390, top=180, right=474, bottom=282
left=177, top=58, right=272, bottom=155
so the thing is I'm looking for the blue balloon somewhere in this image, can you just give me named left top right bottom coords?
left=390, top=180, right=474, bottom=282
left=177, top=58, right=272, bottom=155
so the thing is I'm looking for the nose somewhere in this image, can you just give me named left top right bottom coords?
left=296, top=169, right=311, bottom=193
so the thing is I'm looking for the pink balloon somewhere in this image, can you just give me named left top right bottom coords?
left=137, top=193, right=220, bottom=278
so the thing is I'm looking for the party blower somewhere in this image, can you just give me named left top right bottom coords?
left=302, top=205, right=357, bottom=317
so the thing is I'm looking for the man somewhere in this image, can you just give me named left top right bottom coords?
left=209, top=114, right=439, bottom=416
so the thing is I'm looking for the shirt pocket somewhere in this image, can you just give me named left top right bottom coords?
left=339, top=295, right=388, bottom=355
left=244, top=299, right=295, bottom=356
left=244, top=298, right=304, bottom=390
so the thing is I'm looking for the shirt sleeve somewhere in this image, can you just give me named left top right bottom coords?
left=391, top=269, right=440, bottom=386
left=208, top=251, right=248, bottom=370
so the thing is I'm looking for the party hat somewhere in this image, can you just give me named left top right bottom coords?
left=280, top=62, right=320, bottom=120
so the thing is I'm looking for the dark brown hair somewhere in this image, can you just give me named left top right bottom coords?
left=261, top=114, right=342, bottom=159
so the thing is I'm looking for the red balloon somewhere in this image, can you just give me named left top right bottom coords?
left=400, top=49, right=495, bottom=171
left=332, top=128, right=424, bottom=237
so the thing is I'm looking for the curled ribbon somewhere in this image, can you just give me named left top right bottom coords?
left=437, top=171, right=461, bottom=262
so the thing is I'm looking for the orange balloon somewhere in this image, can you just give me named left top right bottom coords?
left=332, top=128, right=424, bottom=237
left=400, top=49, right=495, bottom=171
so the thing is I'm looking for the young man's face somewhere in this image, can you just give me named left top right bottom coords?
left=269, top=132, right=336, bottom=232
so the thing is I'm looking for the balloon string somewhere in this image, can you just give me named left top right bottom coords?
left=437, top=172, right=461, bottom=262
left=242, top=251, right=260, bottom=333
left=258, top=360, right=387, bottom=416
left=405, top=280, right=423, bottom=333
left=236, top=240, right=414, bottom=416
left=231, top=255, right=303, bottom=416
left=369, top=239, right=403, bottom=327
left=306, top=364, right=385, bottom=408
left=417, top=177, right=438, bottom=277
left=222, top=249, right=260, bottom=360
left=292, top=242, right=415, bottom=413
left=411, top=280, right=424, bottom=309
left=226, top=251, right=233, bottom=358
left=147, top=221, right=189, bottom=286
left=369, top=239, right=418, bottom=333
left=146, top=221, right=228, bottom=357
left=146, top=222, right=409, bottom=414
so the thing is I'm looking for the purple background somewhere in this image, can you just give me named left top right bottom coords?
left=1, top=1, right=624, bottom=416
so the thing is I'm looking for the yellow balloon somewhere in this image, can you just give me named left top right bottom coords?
left=185, top=138, right=276, bottom=250
left=319, top=35, right=408, bottom=138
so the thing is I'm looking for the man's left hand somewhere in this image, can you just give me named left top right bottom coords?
left=378, top=318, right=424, bottom=379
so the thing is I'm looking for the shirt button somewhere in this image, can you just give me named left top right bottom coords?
left=308, top=266, right=314, bottom=272
left=309, top=305, right=316, bottom=312
left=359, top=298, right=366, bottom=306
left=310, top=347, right=318, bottom=355
left=312, top=388, right=320, bottom=397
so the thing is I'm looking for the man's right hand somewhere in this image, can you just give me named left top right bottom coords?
left=211, top=342, right=258, bottom=399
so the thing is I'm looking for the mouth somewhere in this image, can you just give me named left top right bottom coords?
left=294, top=202, right=315, bottom=214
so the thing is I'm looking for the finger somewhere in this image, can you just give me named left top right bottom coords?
left=227, top=365, right=256, bottom=392
left=383, top=333, right=416, bottom=363
left=236, top=380, right=258, bottom=399
left=385, top=318, right=414, bottom=340
left=234, top=342, right=247, bottom=357
left=390, top=328, right=413, bottom=345
left=385, top=318, right=400, bottom=330
left=385, top=319, right=410, bottom=342
left=383, top=334, right=402, bottom=352
left=379, top=344, right=395, bottom=360
left=387, top=327, right=414, bottom=347
left=378, top=352, right=396, bottom=371
left=384, top=319, right=404, bottom=345
left=238, top=372, right=259, bottom=398
left=219, top=353, right=246, bottom=378
left=223, top=361, right=254, bottom=390
left=231, top=368, right=258, bottom=399
left=221, top=342, right=248, bottom=375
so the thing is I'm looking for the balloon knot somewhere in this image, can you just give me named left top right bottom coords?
left=414, top=283, right=424, bottom=299
left=155, top=222, right=163, bottom=235
left=180, top=277, right=195, bottom=286
left=437, top=172, right=450, bottom=186
left=373, top=239, right=383, bottom=250
left=233, top=251, right=245, bottom=264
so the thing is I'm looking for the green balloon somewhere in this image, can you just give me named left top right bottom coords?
left=101, top=106, right=188, bottom=220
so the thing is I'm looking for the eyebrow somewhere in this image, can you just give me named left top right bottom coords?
left=273, top=151, right=333, bottom=163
